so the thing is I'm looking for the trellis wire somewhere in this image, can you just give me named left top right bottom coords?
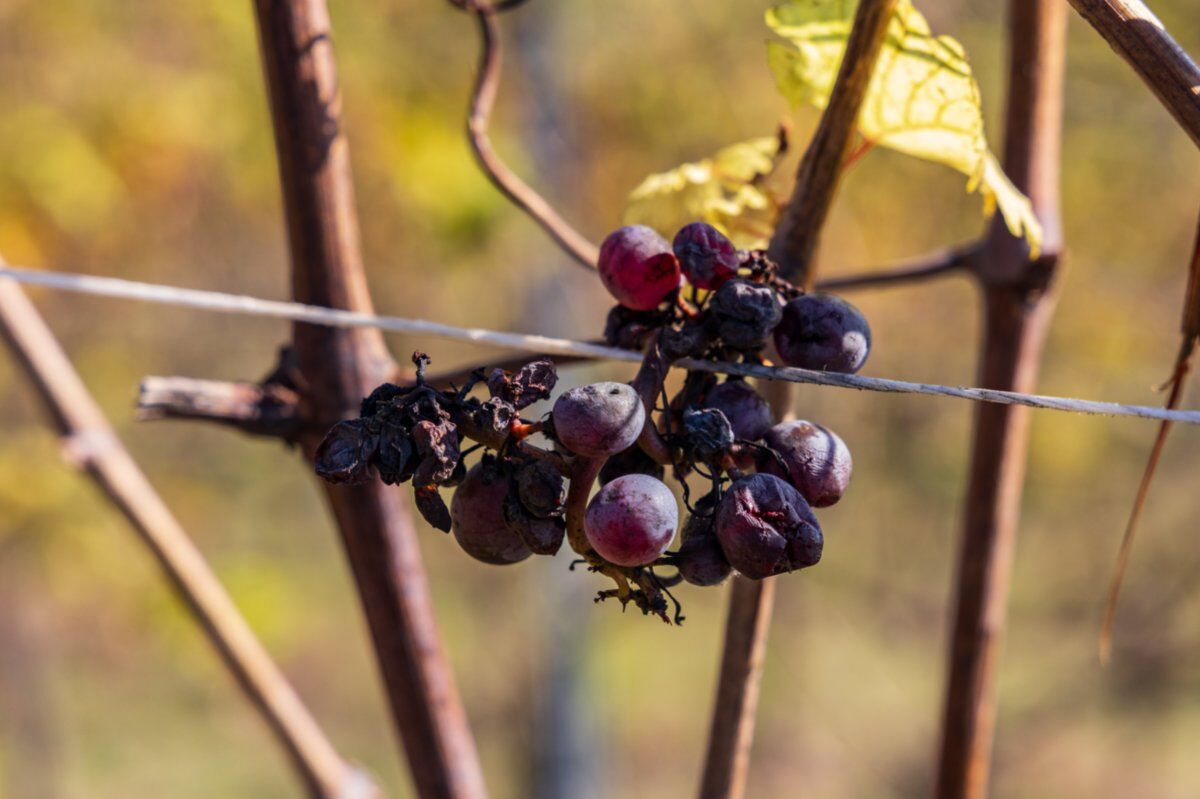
left=3, top=264, right=1197, bottom=425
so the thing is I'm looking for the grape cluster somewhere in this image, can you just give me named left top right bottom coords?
left=314, top=221, right=872, bottom=624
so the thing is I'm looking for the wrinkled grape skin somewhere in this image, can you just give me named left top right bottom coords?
left=709, top=280, right=783, bottom=351
left=552, top=382, right=646, bottom=458
left=598, top=225, right=682, bottom=311
left=703, top=380, right=773, bottom=441
left=515, top=461, right=566, bottom=518
left=584, top=474, right=678, bottom=567
left=450, top=464, right=532, bottom=565
left=716, top=473, right=822, bottom=579
left=773, top=293, right=871, bottom=373
left=673, top=222, right=739, bottom=290
left=761, top=420, right=852, bottom=508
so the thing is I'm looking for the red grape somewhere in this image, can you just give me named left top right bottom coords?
left=598, top=225, right=681, bottom=311
left=673, top=222, right=739, bottom=290
left=584, top=474, right=678, bottom=567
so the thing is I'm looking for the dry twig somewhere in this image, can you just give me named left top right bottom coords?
left=456, top=0, right=599, bottom=269
left=1099, top=204, right=1200, bottom=661
left=0, top=275, right=370, bottom=799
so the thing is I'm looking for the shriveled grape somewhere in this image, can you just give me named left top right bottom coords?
left=677, top=494, right=731, bottom=586
left=716, top=473, right=822, bottom=579
left=709, top=279, right=782, bottom=351
left=774, top=293, right=871, bottom=373
left=761, top=420, right=852, bottom=507
left=673, top=222, right=739, bottom=290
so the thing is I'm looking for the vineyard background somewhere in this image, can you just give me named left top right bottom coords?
left=0, top=1, right=1198, bottom=797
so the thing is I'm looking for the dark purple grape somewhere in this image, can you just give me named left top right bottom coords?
left=709, top=279, right=782, bottom=351
left=604, top=305, right=666, bottom=351
left=599, top=444, right=665, bottom=486
left=450, top=463, right=532, bottom=565
left=677, top=496, right=731, bottom=586
left=760, top=420, right=852, bottom=508
left=660, top=321, right=712, bottom=360
left=598, top=225, right=681, bottom=311
left=680, top=408, right=734, bottom=462
left=673, top=222, right=739, bottom=290
left=502, top=493, right=565, bottom=555
left=702, top=379, right=773, bottom=441
left=716, top=473, right=822, bottom=579
left=515, top=460, right=566, bottom=518
left=552, top=382, right=645, bottom=458
left=584, top=474, right=678, bottom=567
left=773, top=293, right=871, bottom=373
left=314, top=419, right=375, bottom=484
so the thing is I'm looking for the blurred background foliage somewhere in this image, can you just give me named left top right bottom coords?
left=0, top=0, right=1198, bottom=797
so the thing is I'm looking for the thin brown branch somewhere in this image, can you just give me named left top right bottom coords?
left=0, top=276, right=369, bottom=799
left=1099, top=205, right=1200, bottom=660
left=251, top=3, right=487, bottom=798
left=700, top=7, right=899, bottom=794
left=695, top=378, right=791, bottom=799
left=1098, top=338, right=1193, bottom=662
left=137, top=375, right=303, bottom=438
left=697, top=577, right=776, bottom=799
left=936, top=2, right=1068, bottom=798
left=460, top=1, right=599, bottom=269
left=816, top=243, right=979, bottom=293
left=1067, top=0, right=1200, bottom=148
left=766, top=0, right=900, bottom=288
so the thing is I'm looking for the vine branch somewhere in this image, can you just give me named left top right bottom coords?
left=816, top=243, right=979, bottom=293
left=456, top=0, right=599, bottom=269
left=0, top=276, right=370, bottom=799
left=936, top=1, right=1068, bottom=797
left=701, top=4, right=899, bottom=798
left=252, top=3, right=489, bottom=797
left=137, top=374, right=303, bottom=439
left=767, top=0, right=901, bottom=288
left=1067, top=0, right=1200, bottom=148
left=697, top=576, right=776, bottom=799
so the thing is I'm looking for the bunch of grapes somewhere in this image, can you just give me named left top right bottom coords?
left=314, top=222, right=871, bottom=623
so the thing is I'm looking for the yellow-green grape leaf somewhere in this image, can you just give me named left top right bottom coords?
left=766, top=0, right=1042, bottom=256
left=624, top=136, right=786, bottom=249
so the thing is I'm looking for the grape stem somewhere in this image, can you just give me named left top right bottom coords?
left=629, top=331, right=678, bottom=466
left=564, top=456, right=605, bottom=558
